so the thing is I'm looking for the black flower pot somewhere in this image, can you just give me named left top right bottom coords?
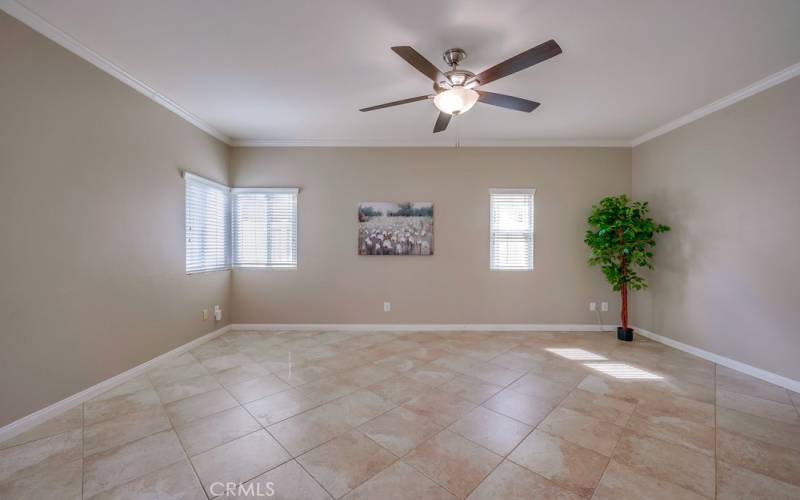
left=617, top=327, right=634, bottom=342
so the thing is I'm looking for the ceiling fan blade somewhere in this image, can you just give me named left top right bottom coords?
left=477, top=91, right=540, bottom=112
left=360, top=95, right=431, bottom=112
left=433, top=112, right=451, bottom=133
left=391, top=46, right=444, bottom=82
left=475, top=39, right=562, bottom=86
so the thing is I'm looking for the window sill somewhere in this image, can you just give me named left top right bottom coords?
left=233, top=266, right=297, bottom=271
left=186, top=268, right=232, bottom=275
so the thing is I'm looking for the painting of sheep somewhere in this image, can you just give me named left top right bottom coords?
left=358, top=202, right=433, bottom=256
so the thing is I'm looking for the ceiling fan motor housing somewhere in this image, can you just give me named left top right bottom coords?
left=443, top=48, right=467, bottom=67
left=434, top=69, right=479, bottom=92
left=437, top=49, right=478, bottom=90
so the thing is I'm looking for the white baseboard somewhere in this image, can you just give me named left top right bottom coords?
left=0, top=324, right=231, bottom=445
left=231, top=323, right=616, bottom=332
left=634, top=326, right=800, bottom=393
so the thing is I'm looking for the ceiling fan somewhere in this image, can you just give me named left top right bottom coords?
left=359, top=40, right=562, bottom=133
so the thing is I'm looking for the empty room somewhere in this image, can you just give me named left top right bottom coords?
left=1, top=1, right=799, bottom=499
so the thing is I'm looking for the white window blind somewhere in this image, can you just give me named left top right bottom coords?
left=232, top=188, right=298, bottom=269
left=185, top=172, right=231, bottom=274
left=490, top=188, right=534, bottom=270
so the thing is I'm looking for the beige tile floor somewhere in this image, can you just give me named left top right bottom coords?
left=1, top=330, right=800, bottom=499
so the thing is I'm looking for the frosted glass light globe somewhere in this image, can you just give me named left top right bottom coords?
left=433, top=87, right=479, bottom=115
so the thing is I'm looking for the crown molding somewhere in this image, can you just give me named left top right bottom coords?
left=5, top=0, right=798, bottom=150
left=231, top=138, right=632, bottom=148
left=632, top=62, right=800, bottom=147
left=232, top=61, right=800, bottom=148
left=230, top=63, right=800, bottom=148
left=0, top=0, right=232, bottom=145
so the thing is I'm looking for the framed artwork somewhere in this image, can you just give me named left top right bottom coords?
left=358, top=202, right=433, bottom=255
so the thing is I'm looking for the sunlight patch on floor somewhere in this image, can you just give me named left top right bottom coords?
left=546, top=348, right=607, bottom=361
left=584, top=362, right=663, bottom=379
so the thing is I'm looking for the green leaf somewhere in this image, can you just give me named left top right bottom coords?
left=585, top=195, right=669, bottom=293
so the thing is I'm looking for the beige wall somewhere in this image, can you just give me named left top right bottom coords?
left=231, top=147, right=631, bottom=325
left=632, top=76, right=800, bottom=381
left=0, top=12, right=231, bottom=426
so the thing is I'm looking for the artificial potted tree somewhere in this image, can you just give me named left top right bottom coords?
left=585, top=195, right=670, bottom=341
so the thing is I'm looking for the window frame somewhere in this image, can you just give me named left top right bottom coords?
left=231, top=187, right=299, bottom=270
left=184, top=171, right=231, bottom=275
left=489, top=187, right=535, bottom=271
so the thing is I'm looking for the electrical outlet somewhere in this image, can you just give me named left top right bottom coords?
left=601, top=302, right=609, bottom=312
left=589, top=302, right=597, bottom=311
left=202, top=309, right=209, bottom=321
left=383, top=302, right=391, bottom=312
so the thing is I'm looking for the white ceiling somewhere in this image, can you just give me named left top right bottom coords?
left=10, top=0, right=800, bottom=145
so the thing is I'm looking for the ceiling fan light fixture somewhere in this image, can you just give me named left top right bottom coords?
left=433, top=87, right=479, bottom=115
left=362, top=41, right=561, bottom=132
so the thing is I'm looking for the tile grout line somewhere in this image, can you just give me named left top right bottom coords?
left=220, top=433, right=296, bottom=499
left=171, top=415, right=211, bottom=500
left=83, top=384, right=202, bottom=500
left=0, top=426, right=69, bottom=452
left=349, top=415, right=463, bottom=498
left=479, top=374, right=602, bottom=499
left=234, top=382, right=337, bottom=499
left=248, top=344, right=467, bottom=433
left=504, top=338, right=719, bottom=498
left=458, top=346, right=590, bottom=494
left=397, top=444, right=465, bottom=499
left=597, top=383, right=642, bottom=497
left=240, top=357, right=411, bottom=498
left=305, top=428, right=406, bottom=498
left=170, top=371, right=299, bottom=499
left=291, top=455, right=338, bottom=499
left=348, top=352, right=532, bottom=498
left=1, top=414, right=165, bottom=496
left=707, top=372, right=800, bottom=494
left=155, top=351, right=250, bottom=499
left=350, top=342, right=593, bottom=497
left=183, top=448, right=212, bottom=500
left=595, top=358, right=718, bottom=498
left=171, top=402, right=247, bottom=435
left=85, top=439, right=189, bottom=498
left=264, top=385, right=427, bottom=499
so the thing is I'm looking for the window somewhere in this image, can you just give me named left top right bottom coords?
left=185, top=172, right=230, bottom=274
left=490, top=188, right=534, bottom=270
left=232, top=188, right=298, bottom=269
